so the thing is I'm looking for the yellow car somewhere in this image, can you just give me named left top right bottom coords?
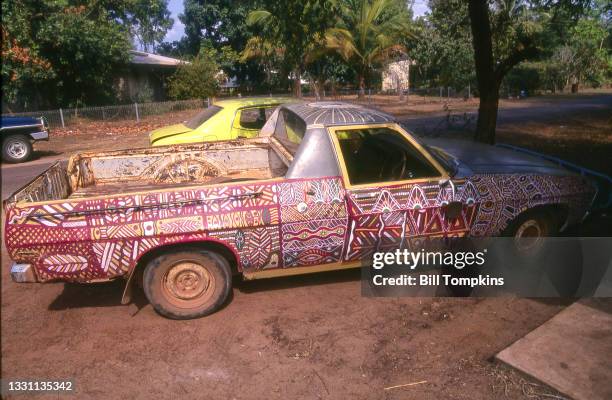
left=149, top=97, right=296, bottom=146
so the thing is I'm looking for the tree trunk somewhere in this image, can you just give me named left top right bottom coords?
left=468, top=0, right=498, bottom=144
left=358, top=74, right=365, bottom=99
left=294, top=69, right=302, bottom=98
left=475, top=84, right=500, bottom=144
left=312, top=79, right=322, bottom=100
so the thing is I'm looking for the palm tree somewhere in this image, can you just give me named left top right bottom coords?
left=325, top=0, right=412, bottom=97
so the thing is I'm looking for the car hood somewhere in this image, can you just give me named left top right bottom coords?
left=1, top=116, right=41, bottom=127
left=149, top=123, right=192, bottom=143
left=423, top=138, right=573, bottom=176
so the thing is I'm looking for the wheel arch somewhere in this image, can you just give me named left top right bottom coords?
left=121, top=239, right=240, bottom=305
left=503, top=203, right=570, bottom=234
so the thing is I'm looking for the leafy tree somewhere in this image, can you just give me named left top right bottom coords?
left=408, top=1, right=474, bottom=89
left=305, top=54, right=355, bottom=98
left=467, top=0, right=592, bottom=144
left=553, top=17, right=609, bottom=91
left=325, top=0, right=412, bottom=97
left=240, top=36, right=287, bottom=89
left=2, top=2, right=131, bottom=109
left=1, top=1, right=174, bottom=110
left=245, top=0, right=337, bottom=96
left=180, top=0, right=269, bottom=90
left=126, top=0, right=174, bottom=51
left=167, top=48, right=219, bottom=99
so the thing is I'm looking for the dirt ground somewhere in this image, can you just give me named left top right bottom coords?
left=1, top=259, right=573, bottom=399
left=1, top=92, right=611, bottom=399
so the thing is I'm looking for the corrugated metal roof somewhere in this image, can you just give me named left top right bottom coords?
left=284, top=102, right=395, bottom=127
left=129, top=50, right=187, bottom=66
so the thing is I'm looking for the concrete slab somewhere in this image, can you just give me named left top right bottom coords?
left=497, top=302, right=612, bottom=400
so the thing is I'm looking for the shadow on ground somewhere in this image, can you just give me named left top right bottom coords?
left=235, top=268, right=362, bottom=294
left=48, top=279, right=148, bottom=311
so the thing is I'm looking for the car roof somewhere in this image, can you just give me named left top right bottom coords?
left=213, top=96, right=297, bottom=108
left=282, top=101, right=395, bottom=127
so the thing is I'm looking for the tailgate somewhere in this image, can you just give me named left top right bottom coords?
left=3, top=161, right=71, bottom=206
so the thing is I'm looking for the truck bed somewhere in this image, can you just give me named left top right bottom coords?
left=5, top=138, right=291, bottom=204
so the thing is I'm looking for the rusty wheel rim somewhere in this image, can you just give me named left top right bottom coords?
left=162, top=260, right=215, bottom=308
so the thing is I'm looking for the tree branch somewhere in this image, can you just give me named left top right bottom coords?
left=494, top=41, right=539, bottom=82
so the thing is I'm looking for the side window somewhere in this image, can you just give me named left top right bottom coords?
left=238, top=107, right=268, bottom=130
left=264, top=107, right=276, bottom=119
left=335, top=127, right=440, bottom=185
left=273, top=109, right=306, bottom=153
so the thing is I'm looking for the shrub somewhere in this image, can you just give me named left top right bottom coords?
left=168, top=49, right=219, bottom=100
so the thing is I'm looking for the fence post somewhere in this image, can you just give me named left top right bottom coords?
left=59, top=108, right=65, bottom=128
left=468, top=84, right=471, bottom=99
left=207, top=97, right=210, bottom=107
left=134, top=103, right=140, bottom=122
left=447, top=86, right=450, bottom=99
left=439, top=87, right=443, bottom=102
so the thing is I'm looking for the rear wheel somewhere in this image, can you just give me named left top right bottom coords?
left=143, top=250, right=232, bottom=319
left=2, top=134, right=32, bottom=163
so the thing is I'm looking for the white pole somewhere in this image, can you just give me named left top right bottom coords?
left=59, top=108, right=65, bottom=128
left=135, top=103, right=139, bottom=122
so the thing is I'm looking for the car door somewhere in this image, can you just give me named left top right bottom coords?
left=329, top=124, right=478, bottom=262
left=231, top=106, right=276, bottom=138
left=274, top=110, right=349, bottom=269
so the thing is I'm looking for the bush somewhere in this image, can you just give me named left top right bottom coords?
left=167, top=49, right=219, bottom=100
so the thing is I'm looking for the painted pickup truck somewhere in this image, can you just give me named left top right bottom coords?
left=1, top=115, right=50, bottom=163
left=4, top=102, right=601, bottom=319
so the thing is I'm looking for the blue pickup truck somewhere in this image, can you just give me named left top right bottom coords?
left=0, top=116, right=50, bottom=163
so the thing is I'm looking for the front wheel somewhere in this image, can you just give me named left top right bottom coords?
left=143, top=250, right=232, bottom=319
left=502, top=209, right=558, bottom=259
left=2, top=134, right=32, bottom=163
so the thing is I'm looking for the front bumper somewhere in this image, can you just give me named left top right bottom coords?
left=10, top=263, right=38, bottom=283
left=29, top=130, right=49, bottom=141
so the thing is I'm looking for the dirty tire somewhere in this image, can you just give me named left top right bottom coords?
left=143, top=250, right=231, bottom=319
left=2, top=134, right=32, bottom=163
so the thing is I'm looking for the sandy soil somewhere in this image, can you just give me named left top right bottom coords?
left=1, top=93, right=610, bottom=399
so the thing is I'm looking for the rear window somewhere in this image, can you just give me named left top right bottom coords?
left=273, top=109, right=306, bottom=153
left=184, top=106, right=222, bottom=129
left=239, top=107, right=272, bottom=130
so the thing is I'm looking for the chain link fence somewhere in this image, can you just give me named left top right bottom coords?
left=298, top=87, right=474, bottom=107
left=1, top=99, right=207, bottom=129
left=1, top=87, right=474, bottom=129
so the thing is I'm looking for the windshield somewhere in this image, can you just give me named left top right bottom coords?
left=426, top=145, right=458, bottom=176
left=184, top=106, right=222, bottom=129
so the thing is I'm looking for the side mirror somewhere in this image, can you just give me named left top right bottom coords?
left=443, top=201, right=463, bottom=219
